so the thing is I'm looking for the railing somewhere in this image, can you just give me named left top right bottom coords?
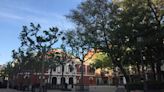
left=75, top=84, right=89, bottom=92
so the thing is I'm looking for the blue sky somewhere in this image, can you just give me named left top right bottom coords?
left=0, top=0, right=83, bottom=65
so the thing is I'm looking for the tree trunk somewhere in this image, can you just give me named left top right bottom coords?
left=118, top=64, right=130, bottom=83
left=40, top=57, right=45, bottom=92
left=150, top=62, right=156, bottom=80
left=107, top=53, right=131, bottom=92
left=30, top=63, right=34, bottom=91
left=136, top=63, right=141, bottom=81
left=107, top=53, right=130, bottom=83
left=80, top=60, right=84, bottom=90
left=49, top=66, right=53, bottom=88
left=61, top=63, right=64, bottom=89
left=156, top=61, right=162, bottom=81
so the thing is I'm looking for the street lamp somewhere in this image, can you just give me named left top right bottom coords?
left=137, top=37, right=147, bottom=92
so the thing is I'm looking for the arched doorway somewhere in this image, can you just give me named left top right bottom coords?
left=52, top=77, right=57, bottom=85
left=89, top=77, right=93, bottom=85
left=61, top=77, right=65, bottom=85
left=69, top=77, right=73, bottom=84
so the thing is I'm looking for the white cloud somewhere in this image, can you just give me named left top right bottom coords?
left=0, top=12, right=23, bottom=20
left=0, top=7, right=73, bottom=29
left=5, top=5, right=66, bottom=20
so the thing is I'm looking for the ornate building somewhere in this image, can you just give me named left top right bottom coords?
left=47, top=58, right=78, bottom=85
left=10, top=49, right=96, bottom=89
left=47, top=61, right=96, bottom=86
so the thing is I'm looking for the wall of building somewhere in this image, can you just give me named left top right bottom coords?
left=11, top=61, right=96, bottom=87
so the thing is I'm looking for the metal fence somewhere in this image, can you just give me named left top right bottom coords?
left=75, top=84, right=89, bottom=92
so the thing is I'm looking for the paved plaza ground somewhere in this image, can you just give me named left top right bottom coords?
left=0, top=86, right=143, bottom=92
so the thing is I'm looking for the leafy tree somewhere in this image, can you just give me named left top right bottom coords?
left=66, top=0, right=164, bottom=85
left=4, top=62, right=14, bottom=86
left=90, top=52, right=112, bottom=84
left=19, top=23, right=61, bottom=91
left=66, top=0, right=133, bottom=83
left=63, top=29, right=95, bottom=89
left=146, top=0, right=164, bottom=81
left=9, top=45, right=38, bottom=88
left=90, top=52, right=112, bottom=70
left=119, top=0, right=164, bottom=81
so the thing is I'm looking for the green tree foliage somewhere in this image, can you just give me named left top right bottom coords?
left=63, top=29, right=95, bottom=86
left=90, top=52, right=112, bottom=69
left=66, top=0, right=132, bottom=82
left=20, top=23, right=61, bottom=90
left=66, top=0, right=164, bottom=84
left=119, top=0, right=164, bottom=85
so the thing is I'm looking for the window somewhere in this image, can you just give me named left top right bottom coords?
left=61, top=77, right=65, bottom=84
left=53, top=67, right=56, bottom=71
left=52, top=77, right=57, bottom=85
left=69, top=64, right=74, bottom=72
left=69, top=77, right=73, bottom=84
left=62, top=65, right=64, bottom=72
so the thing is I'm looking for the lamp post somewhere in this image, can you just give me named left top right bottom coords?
left=137, top=37, right=147, bottom=92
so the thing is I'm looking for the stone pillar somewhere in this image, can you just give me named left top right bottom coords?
left=123, top=77, right=126, bottom=85
left=57, top=77, right=60, bottom=85
left=66, top=77, right=69, bottom=84
left=74, top=76, right=76, bottom=84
